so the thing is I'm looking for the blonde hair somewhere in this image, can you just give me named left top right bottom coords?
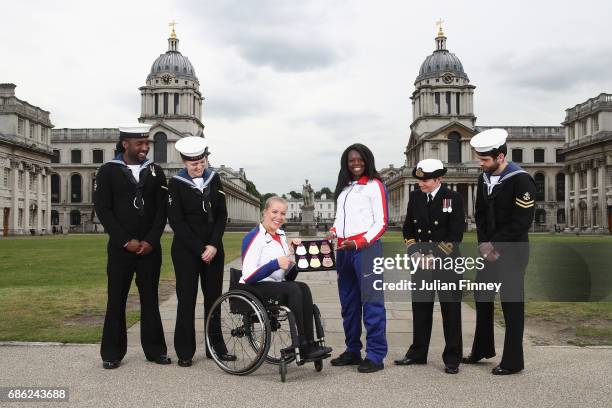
left=263, top=195, right=288, bottom=211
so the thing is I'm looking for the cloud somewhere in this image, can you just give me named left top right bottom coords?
left=492, top=45, right=612, bottom=92
left=178, top=0, right=345, bottom=72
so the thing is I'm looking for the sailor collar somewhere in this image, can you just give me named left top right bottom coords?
left=173, top=168, right=216, bottom=191
left=482, top=161, right=526, bottom=189
left=259, top=223, right=286, bottom=243
left=109, top=153, right=152, bottom=170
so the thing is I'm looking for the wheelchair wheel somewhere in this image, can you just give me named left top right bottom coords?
left=206, top=290, right=271, bottom=376
left=247, top=306, right=296, bottom=365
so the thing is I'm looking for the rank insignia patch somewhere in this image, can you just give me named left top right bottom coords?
left=416, top=168, right=424, bottom=178
left=515, top=194, right=534, bottom=208
left=522, top=192, right=531, bottom=201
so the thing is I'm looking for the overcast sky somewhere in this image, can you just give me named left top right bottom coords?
left=3, top=0, right=611, bottom=194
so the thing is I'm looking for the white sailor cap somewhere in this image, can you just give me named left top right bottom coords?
left=412, top=158, right=447, bottom=180
left=118, top=123, right=151, bottom=139
left=470, top=128, right=508, bottom=154
left=175, top=136, right=210, bottom=161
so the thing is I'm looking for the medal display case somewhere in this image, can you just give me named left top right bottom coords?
left=293, top=239, right=336, bottom=272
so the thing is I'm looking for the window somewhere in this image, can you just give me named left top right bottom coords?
left=51, top=149, right=60, bottom=163
left=153, top=132, right=167, bottom=163
left=51, top=174, right=60, bottom=203
left=535, top=173, right=545, bottom=201
left=435, top=92, right=440, bottom=114
left=41, top=127, right=48, bottom=143
left=29, top=172, right=36, bottom=191
left=71, top=150, right=82, bottom=164
left=3, top=168, right=9, bottom=187
left=557, top=209, right=565, bottom=224
left=535, top=209, right=546, bottom=224
left=29, top=123, right=35, bottom=139
left=92, top=149, right=104, bottom=164
left=51, top=210, right=59, bottom=226
left=18, top=170, right=24, bottom=189
left=447, top=132, right=462, bottom=164
left=556, top=173, right=565, bottom=201
left=534, top=148, right=545, bottom=163
left=42, top=175, right=46, bottom=193
left=71, top=174, right=82, bottom=203
left=174, top=93, right=179, bottom=114
left=163, top=92, right=168, bottom=115
left=512, top=149, right=523, bottom=163
left=70, top=210, right=81, bottom=226
left=592, top=170, right=598, bottom=188
left=18, top=209, right=23, bottom=227
left=555, top=149, right=563, bottom=163
left=456, top=93, right=460, bottom=114
left=592, top=206, right=598, bottom=226
left=155, top=94, right=159, bottom=115
left=579, top=172, right=587, bottom=189
left=446, top=92, right=451, bottom=114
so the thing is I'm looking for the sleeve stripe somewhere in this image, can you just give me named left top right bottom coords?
left=241, top=229, right=260, bottom=262
left=368, top=179, right=389, bottom=243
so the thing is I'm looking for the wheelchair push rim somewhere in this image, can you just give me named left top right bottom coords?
left=205, top=290, right=271, bottom=376
left=246, top=305, right=297, bottom=366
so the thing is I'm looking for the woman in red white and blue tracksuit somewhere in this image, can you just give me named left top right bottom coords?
left=329, top=143, right=388, bottom=373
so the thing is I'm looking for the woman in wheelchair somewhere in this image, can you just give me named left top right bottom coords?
left=239, top=196, right=332, bottom=360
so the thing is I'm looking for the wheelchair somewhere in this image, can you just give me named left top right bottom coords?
left=205, top=268, right=331, bottom=382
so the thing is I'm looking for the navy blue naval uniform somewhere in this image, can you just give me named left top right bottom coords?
left=470, top=161, right=536, bottom=371
left=167, top=168, right=229, bottom=360
left=93, top=154, right=168, bottom=363
left=402, top=184, right=464, bottom=368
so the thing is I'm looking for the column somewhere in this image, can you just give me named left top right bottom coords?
left=468, top=184, right=474, bottom=218
left=565, top=169, right=572, bottom=227
left=24, top=168, right=30, bottom=231
left=47, top=169, right=52, bottom=233
left=586, top=167, right=593, bottom=228
left=11, top=161, right=19, bottom=234
left=598, top=165, right=606, bottom=232
left=36, top=171, right=42, bottom=232
left=573, top=172, right=580, bottom=227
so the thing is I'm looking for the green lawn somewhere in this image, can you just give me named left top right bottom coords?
left=0, top=232, right=243, bottom=343
left=382, top=231, right=612, bottom=345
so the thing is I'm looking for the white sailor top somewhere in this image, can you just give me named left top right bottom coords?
left=240, top=224, right=291, bottom=284
left=331, top=176, right=388, bottom=249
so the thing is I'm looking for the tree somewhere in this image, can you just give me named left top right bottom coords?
left=260, top=193, right=277, bottom=210
left=288, top=190, right=303, bottom=199
left=245, top=180, right=260, bottom=198
left=315, top=187, right=332, bottom=199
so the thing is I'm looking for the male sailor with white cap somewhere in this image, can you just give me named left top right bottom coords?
left=93, top=124, right=170, bottom=369
left=463, top=128, right=536, bottom=375
left=395, top=159, right=464, bottom=374
left=167, top=136, right=235, bottom=367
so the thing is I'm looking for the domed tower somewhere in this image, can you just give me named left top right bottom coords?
left=406, top=22, right=476, bottom=168
left=139, top=24, right=204, bottom=167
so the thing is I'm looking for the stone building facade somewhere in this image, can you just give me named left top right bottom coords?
left=382, top=27, right=566, bottom=232
left=0, top=84, right=54, bottom=236
left=49, top=29, right=260, bottom=232
left=561, top=93, right=612, bottom=233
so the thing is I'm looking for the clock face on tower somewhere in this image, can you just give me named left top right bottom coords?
left=442, top=72, right=454, bottom=84
left=161, top=74, right=174, bottom=84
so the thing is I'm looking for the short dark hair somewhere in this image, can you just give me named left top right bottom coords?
left=476, top=143, right=507, bottom=159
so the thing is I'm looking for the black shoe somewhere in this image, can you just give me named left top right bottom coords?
left=330, top=351, right=362, bottom=366
left=445, top=365, right=459, bottom=374
left=207, top=352, right=237, bottom=361
left=357, top=358, right=384, bottom=373
left=304, top=345, right=333, bottom=360
left=394, top=354, right=427, bottom=366
left=102, top=360, right=120, bottom=369
left=146, top=355, right=171, bottom=365
left=462, top=353, right=495, bottom=364
left=178, top=359, right=192, bottom=367
left=491, top=365, right=523, bottom=375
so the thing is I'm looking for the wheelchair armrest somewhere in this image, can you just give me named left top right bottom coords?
left=229, top=268, right=242, bottom=288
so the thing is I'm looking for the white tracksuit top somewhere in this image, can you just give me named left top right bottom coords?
left=332, top=176, right=388, bottom=248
